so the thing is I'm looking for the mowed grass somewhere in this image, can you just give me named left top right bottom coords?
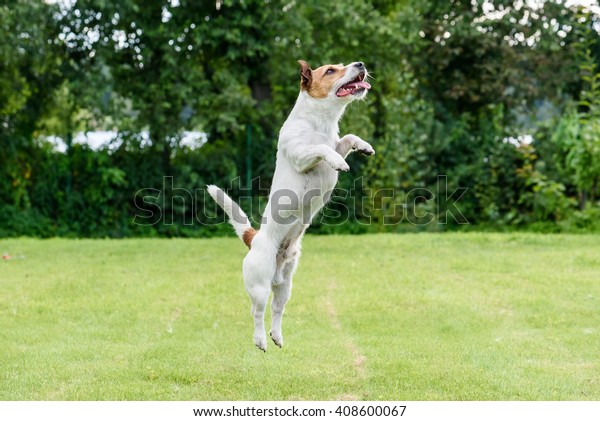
left=0, top=233, right=599, bottom=400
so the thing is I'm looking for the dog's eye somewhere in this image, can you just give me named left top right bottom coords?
left=325, top=68, right=335, bottom=75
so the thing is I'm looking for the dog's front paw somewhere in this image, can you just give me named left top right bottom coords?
left=354, top=140, right=375, bottom=156
left=269, top=330, right=283, bottom=348
left=254, top=333, right=268, bottom=352
left=327, top=155, right=350, bottom=172
left=357, top=144, right=375, bottom=156
left=336, top=161, right=350, bottom=172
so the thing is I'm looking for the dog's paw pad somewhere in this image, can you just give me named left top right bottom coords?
left=358, top=147, right=375, bottom=156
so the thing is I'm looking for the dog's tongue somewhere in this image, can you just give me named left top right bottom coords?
left=337, top=80, right=372, bottom=97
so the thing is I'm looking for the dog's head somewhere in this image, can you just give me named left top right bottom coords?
left=298, top=60, right=371, bottom=101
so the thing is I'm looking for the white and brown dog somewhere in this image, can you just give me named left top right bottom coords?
left=207, top=60, right=374, bottom=351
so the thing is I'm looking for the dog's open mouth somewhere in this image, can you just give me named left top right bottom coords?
left=336, top=73, right=371, bottom=97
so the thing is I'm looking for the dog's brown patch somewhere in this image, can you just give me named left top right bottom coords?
left=242, top=228, right=257, bottom=249
left=298, top=60, right=347, bottom=99
left=298, top=60, right=312, bottom=90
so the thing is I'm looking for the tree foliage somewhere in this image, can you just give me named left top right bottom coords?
left=1, top=0, right=599, bottom=237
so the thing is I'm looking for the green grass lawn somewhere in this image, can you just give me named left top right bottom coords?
left=0, top=233, right=599, bottom=400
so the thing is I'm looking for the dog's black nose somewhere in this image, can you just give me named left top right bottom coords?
left=354, top=62, right=364, bottom=69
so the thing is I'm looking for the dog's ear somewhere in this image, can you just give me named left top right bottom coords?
left=298, top=60, right=312, bottom=90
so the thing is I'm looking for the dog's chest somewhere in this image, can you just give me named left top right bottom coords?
left=301, top=161, right=338, bottom=212
left=306, top=161, right=338, bottom=189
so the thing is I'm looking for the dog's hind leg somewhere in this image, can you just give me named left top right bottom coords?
left=270, top=277, right=291, bottom=348
left=270, top=255, right=299, bottom=348
left=243, top=247, right=276, bottom=352
left=248, top=284, right=270, bottom=352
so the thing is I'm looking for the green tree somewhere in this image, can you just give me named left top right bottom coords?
left=551, top=11, right=600, bottom=209
left=0, top=0, right=66, bottom=209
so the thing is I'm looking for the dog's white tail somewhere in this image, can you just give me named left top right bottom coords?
left=206, top=185, right=257, bottom=248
